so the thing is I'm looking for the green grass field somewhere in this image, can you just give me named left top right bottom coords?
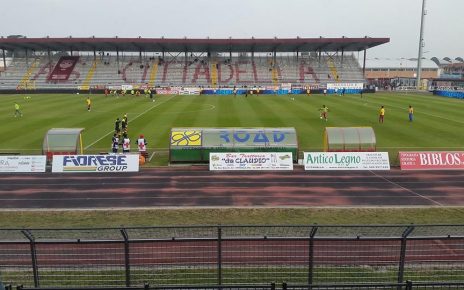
left=2, top=91, right=463, bottom=165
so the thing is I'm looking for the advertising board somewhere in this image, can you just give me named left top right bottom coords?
left=304, top=152, right=390, bottom=170
left=209, top=152, right=293, bottom=171
left=179, top=88, right=202, bottom=95
left=0, top=156, right=46, bottom=173
left=399, top=151, right=464, bottom=170
left=52, top=155, right=139, bottom=173
left=327, top=83, right=364, bottom=90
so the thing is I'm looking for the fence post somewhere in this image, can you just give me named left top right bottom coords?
left=217, top=226, right=222, bottom=285
left=398, top=226, right=414, bottom=285
left=308, top=226, right=318, bottom=286
left=120, top=229, right=131, bottom=287
left=21, top=230, right=39, bottom=288
left=405, top=280, right=413, bottom=290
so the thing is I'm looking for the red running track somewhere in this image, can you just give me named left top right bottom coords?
left=1, top=167, right=464, bottom=208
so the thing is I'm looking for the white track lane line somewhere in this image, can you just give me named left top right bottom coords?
left=84, top=95, right=175, bottom=150
left=370, top=171, right=444, bottom=206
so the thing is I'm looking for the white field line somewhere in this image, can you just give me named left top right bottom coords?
left=148, top=152, right=156, bottom=162
left=89, top=103, right=215, bottom=115
left=3, top=146, right=464, bottom=151
left=84, top=95, right=175, bottom=150
left=356, top=97, right=464, bottom=125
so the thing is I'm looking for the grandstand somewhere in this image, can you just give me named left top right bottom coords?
left=0, top=37, right=388, bottom=90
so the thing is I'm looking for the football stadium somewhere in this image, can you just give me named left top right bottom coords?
left=1, top=0, right=464, bottom=289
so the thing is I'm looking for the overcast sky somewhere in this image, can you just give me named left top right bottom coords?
left=2, top=0, right=463, bottom=60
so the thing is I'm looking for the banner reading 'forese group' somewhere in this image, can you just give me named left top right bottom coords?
left=0, top=156, right=46, bottom=173
left=304, top=152, right=390, bottom=170
left=52, top=155, right=139, bottom=173
left=209, top=152, right=293, bottom=171
left=399, top=151, right=464, bottom=170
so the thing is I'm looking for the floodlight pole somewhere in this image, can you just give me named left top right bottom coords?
left=416, top=0, right=427, bottom=90
left=2, top=48, right=6, bottom=71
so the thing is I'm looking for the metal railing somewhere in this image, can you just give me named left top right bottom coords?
left=1, top=225, right=464, bottom=288
left=3, top=282, right=464, bottom=290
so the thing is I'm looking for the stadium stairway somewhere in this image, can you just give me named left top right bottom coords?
left=17, top=59, right=39, bottom=90
left=148, top=59, right=159, bottom=87
left=327, top=58, right=340, bottom=82
left=210, top=59, right=218, bottom=88
left=271, top=65, right=279, bottom=86
left=82, top=59, right=99, bottom=89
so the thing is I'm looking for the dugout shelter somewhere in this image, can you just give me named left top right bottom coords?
left=324, top=127, right=376, bottom=152
left=42, top=128, right=84, bottom=162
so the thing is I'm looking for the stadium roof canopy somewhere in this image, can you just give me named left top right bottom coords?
left=366, top=58, right=439, bottom=69
left=0, top=37, right=389, bottom=53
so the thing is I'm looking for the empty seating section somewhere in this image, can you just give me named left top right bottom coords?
left=0, top=55, right=365, bottom=89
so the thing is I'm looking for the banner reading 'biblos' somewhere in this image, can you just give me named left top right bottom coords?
left=399, top=151, right=464, bottom=170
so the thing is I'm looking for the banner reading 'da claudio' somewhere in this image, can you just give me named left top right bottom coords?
left=304, top=152, right=390, bottom=170
left=0, top=156, right=46, bottom=173
left=52, top=155, right=139, bottom=173
left=210, top=152, right=293, bottom=171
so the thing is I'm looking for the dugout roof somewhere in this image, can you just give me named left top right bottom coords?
left=0, top=37, right=389, bottom=53
left=43, top=128, right=84, bottom=155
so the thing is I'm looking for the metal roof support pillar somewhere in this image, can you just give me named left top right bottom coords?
left=341, top=49, right=344, bottom=66
left=2, top=49, right=6, bottom=71
left=70, top=48, right=73, bottom=56
left=296, top=50, right=299, bottom=61
left=229, top=51, right=232, bottom=59
left=162, top=50, right=165, bottom=58
left=139, top=49, right=142, bottom=63
left=25, top=48, right=28, bottom=66
left=362, top=48, right=367, bottom=78
left=251, top=51, right=254, bottom=60
left=116, top=49, right=120, bottom=70
left=318, top=49, right=321, bottom=66
left=47, top=48, right=51, bottom=71
left=185, top=51, right=188, bottom=62
left=93, top=49, right=96, bottom=61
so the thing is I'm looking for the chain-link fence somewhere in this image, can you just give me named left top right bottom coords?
left=0, top=225, right=463, bottom=288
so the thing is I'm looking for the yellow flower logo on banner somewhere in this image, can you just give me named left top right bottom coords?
left=171, top=131, right=202, bottom=146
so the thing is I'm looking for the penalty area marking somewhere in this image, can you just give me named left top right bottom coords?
left=84, top=95, right=175, bottom=150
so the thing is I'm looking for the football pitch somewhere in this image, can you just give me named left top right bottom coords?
left=1, top=91, right=463, bottom=165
